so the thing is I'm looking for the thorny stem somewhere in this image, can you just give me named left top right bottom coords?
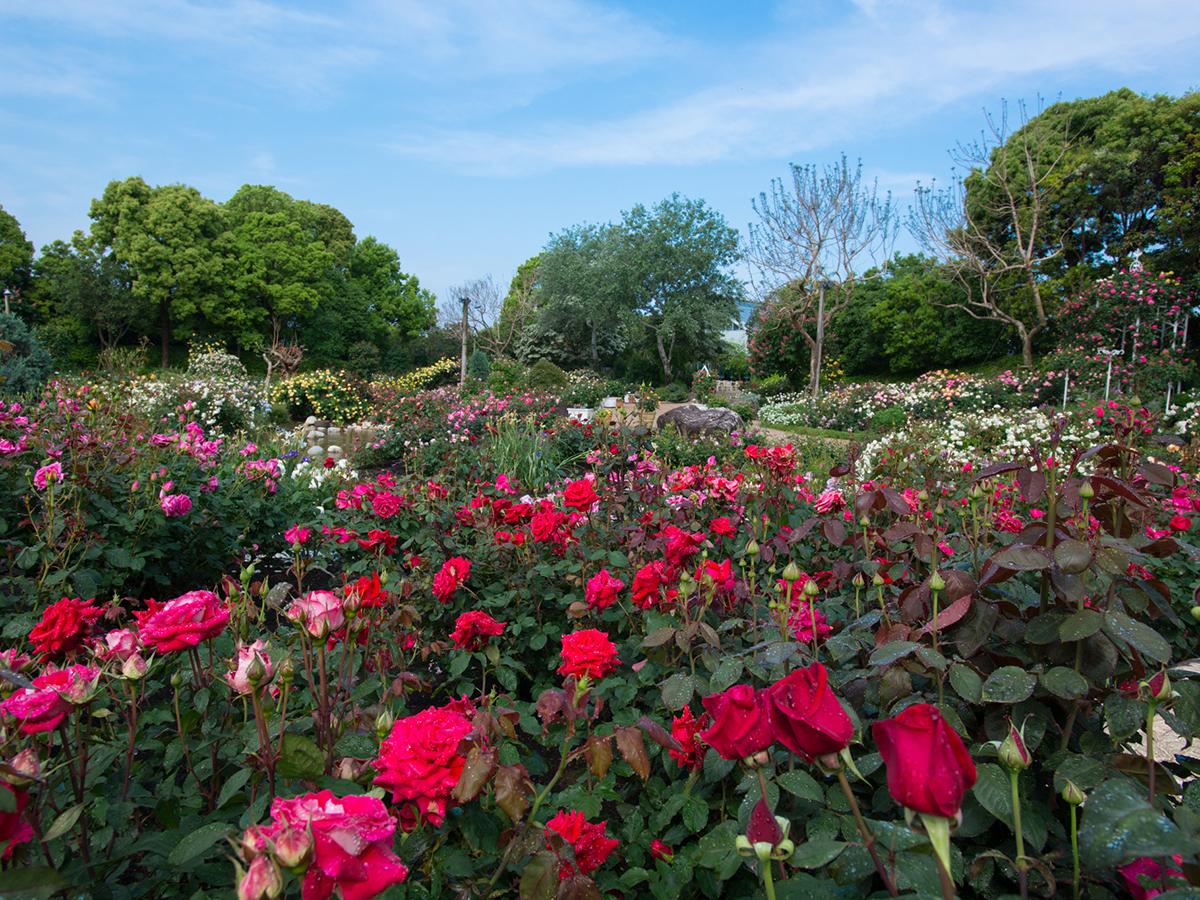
left=1069, top=804, right=1080, bottom=900
left=836, top=768, right=898, bottom=897
left=1010, top=768, right=1028, bottom=900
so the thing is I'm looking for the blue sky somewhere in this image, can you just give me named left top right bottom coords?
left=2, top=0, right=1198, bottom=310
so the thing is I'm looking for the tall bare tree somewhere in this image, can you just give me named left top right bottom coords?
left=909, top=100, right=1073, bottom=367
left=747, top=155, right=896, bottom=396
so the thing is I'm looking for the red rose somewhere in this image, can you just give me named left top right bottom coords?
left=322, top=456, right=336, bottom=469
left=531, top=506, right=566, bottom=543
left=709, top=517, right=736, bottom=538
left=450, top=610, right=506, bottom=651
left=699, top=684, right=773, bottom=760
left=660, top=525, right=705, bottom=565
left=244, top=790, right=407, bottom=899
left=135, top=591, right=229, bottom=653
left=694, top=558, right=735, bottom=596
left=544, top=809, right=619, bottom=878
left=345, top=573, right=387, bottom=609
left=765, top=662, right=853, bottom=762
left=669, top=706, right=709, bottom=770
left=871, top=703, right=977, bottom=817
left=585, top=569, right=625, bottom=610
left=1169, top=515, right=1191, bottom=532
left=558, top=629, right=620, bottom=681
left=0, top=785, right=32, bottom=860
left=372, top=492, right=403, bottom=518
left=563, top=478, right=599, bottom=512
left=29, top=597, right=102, bottom=659
left=373, top=705, right=472, bottom=830
left=433, top=557, right=471, bottom=604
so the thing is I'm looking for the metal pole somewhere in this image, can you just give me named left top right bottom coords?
left=1061, top=370, right=1069, bottom=411
left=460, top=296, right=469, bottom=386
left=1104, top=354, right=1114, bottom=402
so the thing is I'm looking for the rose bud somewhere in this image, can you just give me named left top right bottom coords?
left=803, top=579, right=819, bottom=598
left=1079, top=480, right=1094, bottom=500
left=764, top=663, right=853, bottom=764
left=650, top=839, right=674, bottom=863
left=745, top=539, right=760, bottom=557
left=781, top=561, right=801, bottom=583
left=272, top=822, right=313, bottom=871
left=122, top=653, right=149, bottom=681
left=698, top=684, right=773, bottom=761
left=5, top=748, right=41, bottom=786
left=929, top=571, right=946, bottom=593
left=872, top=703, right=977, bottom=818
left=237, top=854, right=283, bottom=900
left=997, top=719, right=1031, bottom=772
left=1062, top=781, right=1086, bottom=807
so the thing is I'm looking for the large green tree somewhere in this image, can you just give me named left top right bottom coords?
left=0, top=203, right=34, bottom=299
left=620, top=195, right=742, bottom=382
left=32, top=232, right=144, bottom=349
left=89, top=178, right=228, bottom=365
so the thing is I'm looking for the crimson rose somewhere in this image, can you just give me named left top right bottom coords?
left=766, top=662, right=853, bottom=762
left=872, top=703, right=977, bottom=817
left=699, top=684, right=773, bottom=760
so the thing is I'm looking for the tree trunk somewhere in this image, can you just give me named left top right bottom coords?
left=159, top=300, right=170, bottom=367
left=590, top=323, right=599, bottom=365
left=1019, top=327, right=1034, bottom=368
left=655, top=331, right=673, bottom=383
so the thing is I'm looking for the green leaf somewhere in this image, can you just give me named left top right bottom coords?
left=1103, top=609, right=1172, bottom=664
left=971, top=764, right=1049, bottom=852
left=789, top=838, right=847, bottom=868
left=868, top=641, right=920, bottom=666
left=42, top=803, right=84, bottom=842
left=449, top=651, right=472, bottom=677
left=1059, top=609, right=1103, bottom=642
left=519, top=851, right=558, bottom=900
left=708, top=658, right=743, bottom=693
left=949, top=664, right=982, bottom=703
left=1041, top=666, right=1089, bottom=700
left=697, top=820, right=739, bottom=870
left=1054, top=539, right=1092, bottom=574
left=681, top=795, right=709, bottom=832
left=981, top=666, right=1036, bottom=704
left=660, top=673, right=695, bottom=711
left=1053, top=754, right=1108, bottom=793
left=215, top=768, right=252, bottom=809
left=1105, top=694, right=1146, bottom=740
left=776, top=769, right=823, bottom=803
left=167, top=821, right=232, bottom=867
left=1025, top=611, right=1067, bottom=644
left=1079, top=778, right=1198, bottom=869
left=0, top=789, right=14, bottom=813
left=992, top=545, right=1049, bottom=570
left=334, top=733, right=378, bottom=759
left=0, top=867, right=72, bottom=899
left=277, top=732, right=324, bottom=780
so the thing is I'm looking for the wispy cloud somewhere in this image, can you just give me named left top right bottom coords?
left=385, top=0, right=1200, bottom=173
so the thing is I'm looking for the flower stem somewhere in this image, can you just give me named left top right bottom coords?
left=1147, top=700, right=1157, bottom=808
left=760, top=856, right=777, bottom=900
left=836, top=768, right=898, bottom=897
left=1010, top=769, right=1028, bottom=900
left=1069, top=803, right=1080, bottom=900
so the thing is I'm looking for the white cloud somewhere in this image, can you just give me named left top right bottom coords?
left=385, top=0, right=1200, bottom=172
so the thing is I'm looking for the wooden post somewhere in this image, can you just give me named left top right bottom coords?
left=460, top=296, right=469, bottom=386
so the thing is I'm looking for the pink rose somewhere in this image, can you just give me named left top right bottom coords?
left=225, top=640, right=273, bottom=695
left=286, top=590, right=345, bottom=639
left=135, top=590, right=229, bottom=653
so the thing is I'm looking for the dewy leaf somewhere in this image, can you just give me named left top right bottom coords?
left=1040, top=666, right=1089, bottom=700
left=949, top=663, right=983, bottom=703
left=276, top=732, right=324, bottom=780
left=614, top=726, right=651, bottom=781
left=660, top=673, right=696, bottom=710
left=1053, top=539, right=1093, bottom=574
left=167, top=821, right=233, bottom=867
left=789, top=838, right=847, bottom=869
left=518, top=851, right=559, bottom=900
left=0, top=867, right=72, bottom=900
left=1059, top=608, right=1103, bottom=642
left=868, top=641, right=920, bottom=667
left=981, top=666, right=1037, bottom=704
left=991, top=544, right=1050, bottom=571
left=42, top=804, right=84, bottom=843
left=1079, top=778, right=1198, bottom=870
left=708, top=657, right=743, bottom=693
left=1103, top=609, right=1172, bottom=664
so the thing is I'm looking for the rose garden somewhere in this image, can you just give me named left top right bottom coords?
left=2, top=87, right=1200, bottom=900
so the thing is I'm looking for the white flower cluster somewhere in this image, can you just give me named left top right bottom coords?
left=1166, top=393, right=1200, bottom=439
left=284, top=455, right=358, bottom=491
left=126, top=351, right=268, bottom=435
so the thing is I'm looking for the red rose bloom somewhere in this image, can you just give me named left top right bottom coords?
left=694, top=558, right=735, bottom=596
left=699, top=684, right=773, bottom=760
left=660, top=525, right=705, bottom=566
left=531, top=506, right=567, bottom=543
left=1169, top=514, right=1192, bottom=532
left=765, top=662, right=853, bottom=762
left=433, top=557, right=471, bottom=604
left=669, top=706, right=710, bottom=770
left=373, top=705, right=472, bottom=831
left=371, top=492, right=403, bottom=518
left=558, top=629, right=620, bottom=681
left=872, top=703, right=977, bottom=818
left=562, top=478, right=599, bottom=512
left=450, top=610, right=506, bottom=651
left=244, top=790, right=408, bottom=900
left=345, top=573, right=387, bottom=609
left=585, top=568, right=625, bottom=610
left=544, top=809, right=619, bottom=878
left=0, top=785, right=33, bottom=860
left=709, top=516, right=736, bottom=538
left=135, top=591, right=229, bottom=653
left=1, top=665, right=99, bottom=734
left=631, top=560, right=676, bottom=610
left=29, top=597, right=102, bottom=659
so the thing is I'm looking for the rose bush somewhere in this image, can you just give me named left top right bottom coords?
left=0, top=374, right=1197, bottom=899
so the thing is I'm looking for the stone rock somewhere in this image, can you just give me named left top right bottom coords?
left=326, top=445, right=344, bottom=457
left=306, top=446, right=325, bottom=459
left=656, top=405, right=744, bottom=437
left=304, top=416, right=317, bottom=426
left=327, top=426, right=342, bottom=439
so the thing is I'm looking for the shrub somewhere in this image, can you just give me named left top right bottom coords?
left=524, top=358, right=569, bottom=392
left=561, top=369, right=606, bottom=408
left=467, top=349, right=490, bottom=381
left=271, top=369, right=370, bottom=423
left=732, top=402, right=758, bottom=423
left=692, top=368, right=717, bottom=403
left=753, top=373, right=792, bottom=399
left=486, top=356, right=524, bottom=394
left=0, top=313, right=52, bottom=396
left=718, top=342, right=751, bottom=380
left=346, top=340, right=382, bottom=377
left=868, top=404, right=907, bottom=432
left=97, top=342, right=149, bottom=377
left=661, top=381, right=688, bottom=402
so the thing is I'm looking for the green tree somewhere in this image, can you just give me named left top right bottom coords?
left=349, top=236, right=434, bottom=339
left=89, top=177, right=228, bottom=366
left=31, top=232, right=145, bottom=349
left=0, top=203, right=34, bottom=299
left=620, top=194, right=742, bottom=382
